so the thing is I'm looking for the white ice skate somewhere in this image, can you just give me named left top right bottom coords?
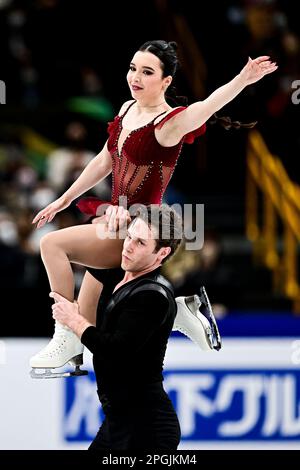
left=30, top=321, right=88, bottom=378
left=173, top=286, right=222, bottom=351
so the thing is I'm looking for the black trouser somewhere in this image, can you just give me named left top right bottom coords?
left=89, top=382, right=181, bottom=451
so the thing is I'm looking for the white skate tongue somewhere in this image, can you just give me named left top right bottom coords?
left=37, top=322, right=72, bottom=356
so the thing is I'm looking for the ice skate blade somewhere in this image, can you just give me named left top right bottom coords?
left=30, top=366, right=88, bottom=379
left=68, top=353, right=83, bottom=366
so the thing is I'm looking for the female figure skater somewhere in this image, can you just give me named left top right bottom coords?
left=29, top=40, right=277, bottom=376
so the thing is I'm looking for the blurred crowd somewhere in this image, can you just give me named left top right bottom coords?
left=0, top=0, right=299, bottom=324
left=192, top=0, right=300, bottom=180
left=0, top=0, right=106, bottom=106
left=0, top=119, right=110, bottom=294
left=226, top=0, right=300, bottom=179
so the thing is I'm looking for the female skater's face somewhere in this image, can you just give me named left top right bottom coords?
left=127, top=51, right=172, bottom=101
left=121, top=218, right=170, bottom=272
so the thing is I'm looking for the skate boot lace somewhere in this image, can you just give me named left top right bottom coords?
left=36, top=323, right=73, bottom=358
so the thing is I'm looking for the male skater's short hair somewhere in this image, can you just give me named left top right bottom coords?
left=130, top=204, right=183, bottom=263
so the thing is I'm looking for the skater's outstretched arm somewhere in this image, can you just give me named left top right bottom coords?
left=32, top=141, right=112, bottom=228
left=159, top=57, right=278, bottom=139
left=62, top=142, right=112, bottom=207
left=32, top=101, right=135, bottom=229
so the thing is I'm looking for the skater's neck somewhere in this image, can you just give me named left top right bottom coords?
left=113, top=265, right=161, bottom=293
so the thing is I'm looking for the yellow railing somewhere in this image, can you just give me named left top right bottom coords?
left=246, top=130, right=300, bottom=312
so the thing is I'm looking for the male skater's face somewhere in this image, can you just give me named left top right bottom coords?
left=121, top=217, right=170, bottom=273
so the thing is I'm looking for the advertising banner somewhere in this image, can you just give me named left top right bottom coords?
left=0, top=337, right=299, bottom=449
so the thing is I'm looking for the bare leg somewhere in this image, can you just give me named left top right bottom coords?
left=77, top=271, right=103, bottom=325
left=40, top=223, right=124, bottom=301
left=30, top=224, right=124, bottom=372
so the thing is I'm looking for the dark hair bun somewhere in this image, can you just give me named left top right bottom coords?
left=168, top=41, right=178, bottom=51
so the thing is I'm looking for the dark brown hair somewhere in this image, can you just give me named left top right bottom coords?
left=138, top=40, right=187, bottom=106
left=209, top=113, right=257, bottom=130
left=130, top=204, right=183, bottom=264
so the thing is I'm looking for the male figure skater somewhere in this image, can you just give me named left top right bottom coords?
left=51, top=204, right=183, bottom=450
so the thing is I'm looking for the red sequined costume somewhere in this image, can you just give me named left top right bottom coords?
left=77, top=101, right=206, bottom=216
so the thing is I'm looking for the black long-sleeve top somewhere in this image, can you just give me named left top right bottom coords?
left=81, top=267, right=176, bottom=401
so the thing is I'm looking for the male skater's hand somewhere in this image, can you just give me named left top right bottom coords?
left=106, top=205, right=131, bottom=232
left=91, top=205, right=131, bottom=232
left=50, top=292, right=92, bottom=338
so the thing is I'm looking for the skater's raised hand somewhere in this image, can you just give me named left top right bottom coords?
left=32, top=196, right=70, bottom=229
left=239, top=56, right=278, bottom=86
